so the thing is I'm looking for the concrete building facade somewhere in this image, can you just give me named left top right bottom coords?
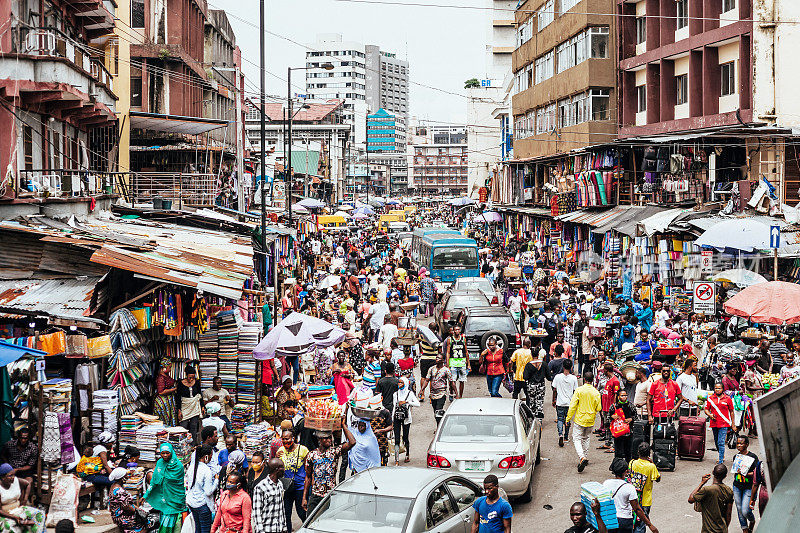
left=408, top=124, right=468, bottom=197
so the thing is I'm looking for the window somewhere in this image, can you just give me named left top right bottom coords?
left=517, top=17, right=534, bottom=46
left=589, top=27, right=609, bottom=58
left=637, top=85, right=647, bottom=112
left=130, top=75, right=142, bottom=107
left=445, top=480, right=481, bottom=512
left=23, top=125, right=33, bottom=170
left=636, top=17, right=647, bottom=45
left=721, top=62, right=736, bottom=96
left=676, top=74, right=688, bottom=105
left=676, top=0, right=688, bottom=29
left=722, top=0, right=736, bottom=12
left=590, top=89, right=610, bottom=120
left=561, top=0, right=581, bottom=13
left=534, top=51, right=554, bottom=84
left=131, top=0, right=145, bottom=28
left=537, top=0, right=555, bottom=31
left=559, top=98, right=572, bottom=129
left=573, top=92, right=588, bottom=124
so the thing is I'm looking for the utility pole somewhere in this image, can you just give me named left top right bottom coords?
left=287, top=67, right=293, bottom=221
left=365, top=109, right=370, bottom=204
left=258, top=0, right=276, bottom=325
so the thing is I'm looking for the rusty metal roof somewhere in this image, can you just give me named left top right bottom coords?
left=0, top=277, right=101, bottom=325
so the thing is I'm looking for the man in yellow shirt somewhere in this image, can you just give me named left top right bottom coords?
left=509, top=337, right=533, bottom=402
left=629, top=442, right=660, bottom=533
left=566, top=370, right=602, bottom=472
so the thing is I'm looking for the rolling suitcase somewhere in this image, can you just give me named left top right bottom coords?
left=653, top=439, right=676, bottom=471
left=678, top=415, right=706, bottom=460
left=631, top=419, right=650, bottom=456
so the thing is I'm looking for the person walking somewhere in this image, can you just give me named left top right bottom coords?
left=522, top=345, right=552, bottom=417
left=566, top=371, right=602, bottom=473
left=445, top=324, right=469, bottom=400
left=730, top=436, right=758, bottom=533
left=347, top=419, right=381, bottom=475
left=603, top=458, right=659, bottom=533
left=185, top=445, right=218, bottom=533
left=419, top=354, right=454, bottom=426
left=688, top=464, right=734, bottom=533
left=704, top=382, right=736, bottom=465
left=552, top=359, right=578, bottom=447
left=611, top=390, right=636, bottom=463
left=144, top=443, right=186, bottom=533
left=177, top=365, right=204, bottom=445
left=676, top=359, right=700, bottom=417
left=391, top=377, right=420, bottom=465
left=481, top=337, right=506, bottom=398
left=251, top=459, right=288, bottom=533
left=628, top=443, right=660, bottom=533
left=563, top=500, right=607, bottom=533
left=302, top=416, right=356, bottom=515
left=245, top=451, right=268, bottom=496
left=647, top=362, right=682, bottom=424
left=599, top=362, right=621, bottom=451
left=276, top=430, right=308, bottom=531
left=470, top=474, right=512, bottom=533
left=510, top=338, right=533, bottom=402
left=210, top=472, right=251, bottom=533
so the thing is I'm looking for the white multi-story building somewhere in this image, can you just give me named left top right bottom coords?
left=466, top=0, right=517, bottom=196
left=407, top=121, right=468, bottom=197
left=305, top=34, right=409, bottom=147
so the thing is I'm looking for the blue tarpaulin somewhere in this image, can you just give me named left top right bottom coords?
left=0, top=341, right=47, bottom=368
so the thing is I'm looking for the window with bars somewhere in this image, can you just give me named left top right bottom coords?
left=131, top=0, right=145, bottom=28
left=722, top=0, right=736, bottom=12
left=23, top=125, right=33, bottom=170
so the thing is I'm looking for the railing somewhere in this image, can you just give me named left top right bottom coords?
left=17, top=26, right=113, bottom=91
left=126, top=172, right=217, bottom=208
left=17, top=169, right=117, bottom=198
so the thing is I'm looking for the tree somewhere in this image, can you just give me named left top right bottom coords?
left=464, top=78, right=480, bottom=89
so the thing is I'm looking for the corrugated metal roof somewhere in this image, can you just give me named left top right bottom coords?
left=591, top=206, right=665, bottom=236
left=555, top=206, right=630, bottom=227
left=0, top=278, right=101, bottom=324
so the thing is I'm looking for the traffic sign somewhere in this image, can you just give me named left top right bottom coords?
left=701, top=250, right=713, bottom=272
left=693, top=281, right=716, bottom=314
left=770, top=225, right=781, bottom=249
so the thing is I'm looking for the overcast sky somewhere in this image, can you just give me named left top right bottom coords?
left=220, top=0, right=486, bottom=123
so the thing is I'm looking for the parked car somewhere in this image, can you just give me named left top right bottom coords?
left=426, top=398, right=542, bottom=503
left=298, top=467, right=485, bottom=533
left=457, top=306, right=520, bottom=370
left=450, top=276, right=500, bottom=305
left=434, top=290, right=490, bottom=337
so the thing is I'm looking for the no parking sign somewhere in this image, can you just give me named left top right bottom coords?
left=692, top=281, right=716, bottom=314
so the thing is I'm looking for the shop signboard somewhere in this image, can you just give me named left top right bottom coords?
left=692, top=281, right=716, bottom=314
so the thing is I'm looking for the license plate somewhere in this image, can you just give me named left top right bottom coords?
left=464, top=460, right=484, bottom=471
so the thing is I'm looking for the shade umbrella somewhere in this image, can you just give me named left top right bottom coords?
left=253, top=312, right=346, bottom=360
left=448, top=197, right=475, bottom=206
left=352, top=212, right=370, bottom=220
left=298, top=197, right=326, bottom=209
left=317, top=275, right=342, bottom=290
left=290, top=203, right=310, bottom=214
left=478, top=211, right=503, bottom=224
left=337, top=204, right=354, bottom=211
left=334, top=210, right=351, bottom=219
left=723, top=281, right=800, bottom=325
left=416, top=325, right=441, bottom=347
left=386, top=199, right=401, bottom=205
left=694, top=219, right=776, bottom=252
left=354, top=205, right=375, bottom=216
left=712, top=269, right=767, bottom=287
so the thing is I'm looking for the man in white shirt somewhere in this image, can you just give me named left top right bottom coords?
left=654, top=302, right=670, bottom=329
left=377, top=315, right=399, bottom=351
left=675, top=359, right=699, bottom=417
left=603, top=458, right=659, bottom=533
left=552, top=359, right=579, bottom=448
left=369, top=297, right=390, bottom=342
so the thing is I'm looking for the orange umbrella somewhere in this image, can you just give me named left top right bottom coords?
left=723, top=281, right=800, bottom=325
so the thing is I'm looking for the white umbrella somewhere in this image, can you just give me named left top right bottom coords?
left=334, top=210, right=351, bottom=219
left=712, top=269, right=768, bottom=287
left=317, top=274, right=342, bottom=290
left=298, top=198, right=326, bottom=209
left=352, top=212, right=370, bottom=220
left=338, top=204, right=354, bottom=211
left=253, top=312, right=345, bottom=360
left=694, top=219, right=778, bottom=252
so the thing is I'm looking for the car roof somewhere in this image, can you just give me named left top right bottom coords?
left=333, top=467, right=448, bottom=498
left=454, top=277, right=490, bottom=284
left=445, top=397, right=519, bottom=416
left=447, top=290, right=488, bottom=300
left=465, top=306, right=512, bottom=317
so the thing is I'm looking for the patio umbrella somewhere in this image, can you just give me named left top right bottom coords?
left=694, top=219, right=776, bottom=252
left=448, top=197, right=475, bottom=206
left=352, top=212, right=370, bottom=220
left=298, top=197, right=326, bottom=209
left=712, top=269, right=767, bottom=287
left=723, top=281, right=800, bottom=325
left=317, top=275, right=342, bottom=290
left=253, top=312, right=346, bottom=360
left=386, top=199, right=401, bottom=205
left=354, top=206, right=375, bottom=216
left=290, top=203, right=310, bottom=214
left=478, top=211, right=503, bottom=224
left=334, top=210, right=351, bottom=219
left=416, top=325, right=441, bottom=347
left=337, top=204, right=354, bottom=211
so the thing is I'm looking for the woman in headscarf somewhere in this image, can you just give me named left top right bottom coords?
left=391, top=377, right=420, bottom=466
left=330, top=351, right=355, bottom=406
left=0, top=463, right=45, bottom=533
left=143, top=442, right=186, bottom=533
left=108, top=467, right=145, bottom=533
left=154, top=362, right=178, bottom=427
left=225, top=450, right=247, bottom=478
left=275, top=375, right=300, bottom=420
left=347, top=419, right=381, bottom=475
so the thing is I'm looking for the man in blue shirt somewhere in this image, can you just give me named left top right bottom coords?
left=471, top=474, right=512, bottom=533
left=636, top=299, right=654, bottom=333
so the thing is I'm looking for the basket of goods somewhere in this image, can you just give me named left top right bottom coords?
left=657, top=340, right=682, bottom=357
left=762, top=373, right=780, bottom=390
left=588, top=320, right=607, bottom=338
left=528, top=327, right=549, bottom=338
left=304, top=399, right=343, bottom=431
left=347, top=386, right=384, bottom=420
left=504, top=262, right=522, bottom=278
left=618, top=362, right=642, bottom=384
left=740, top=328, right=762, bottom=340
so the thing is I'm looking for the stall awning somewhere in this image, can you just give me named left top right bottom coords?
left=497, top=205, right=552, bottom=217
left=130, top=111, right=228, bottom=135
left=555, top=206, right=630, bottom=227
left=0, top=342, right=47, bottom=368
left=0, top=278, right=103, bottom=327
left=638, top=208, right=692, bottom=236
left=591, top=206, right=665, bottom=236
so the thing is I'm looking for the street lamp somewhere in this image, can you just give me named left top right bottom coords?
left=287, top=61, right=334, bottom=220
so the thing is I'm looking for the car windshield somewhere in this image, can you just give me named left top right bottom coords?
left=432, top=246, right=478, bottom=269
left=447, top=295, right=489, bottom=310
left=455, top=279, right=493, bottom=293
left=438, top=414, right=517, bottom=443
left=304, top=491, right=414, bottom=532
left=467, top=316, right=516, bottom=332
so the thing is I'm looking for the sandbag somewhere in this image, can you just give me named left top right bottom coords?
left=46, top=472, right=81, bottom=527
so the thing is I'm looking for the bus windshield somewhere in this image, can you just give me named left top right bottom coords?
left=432, top=246, right=478, bottom=269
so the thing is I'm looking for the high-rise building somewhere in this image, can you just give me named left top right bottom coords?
left=305, top=34, right=409, bottom=146
left=407, top=122, right=468, bottom=197
left=367, top=109, right=407, bottom=195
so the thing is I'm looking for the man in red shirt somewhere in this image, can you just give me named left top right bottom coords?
left=599, top=361, right=620, bottom=449
left=647, top=361, right=683, bottom=423
left=548, top=331, right=573, bottom=359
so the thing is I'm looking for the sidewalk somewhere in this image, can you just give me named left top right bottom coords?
left=45, top=510, right=120, bottom=533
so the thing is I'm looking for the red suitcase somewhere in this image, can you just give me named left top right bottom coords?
left=678, top=416, right=706, bottom=460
